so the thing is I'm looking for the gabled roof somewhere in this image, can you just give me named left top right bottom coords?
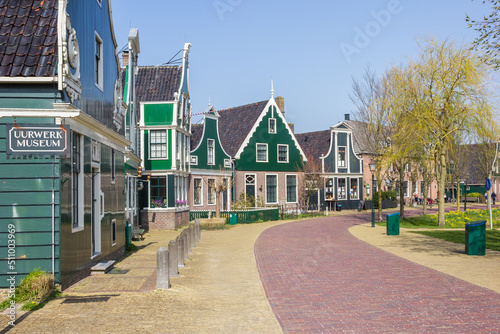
left=0, top=0, right=58, bottom=77
left=217, top=100, right=269, bottom=157
left=295, top=130, right=330, bottom=162
left=343, top=120, right=371, bottom=155
left=190, top=123, right=203, bottom=150
left=135, top=65, right=182, bottom=104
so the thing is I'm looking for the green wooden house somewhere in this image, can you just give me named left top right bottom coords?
left=137, top=43, right=191, bottom=229
left=0, top=0, right=140, bottom=288
left=297, top=120, right=364, bottom=210
left=190, top=106, right=232, bottom=211
left=217, top=95, right=307, bottom=209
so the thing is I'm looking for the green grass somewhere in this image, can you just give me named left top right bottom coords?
left=376, top=208, right=500, bottom=229
left=411, top=229, right=500, bottom=252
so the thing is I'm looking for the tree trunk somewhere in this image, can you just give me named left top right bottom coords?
left=215, top=190, right=221, bottom=219
left=422, top=181, right=428, bottom=215
left=377, top=178, right=383, bottom=222
left=456, top=179, right=461, bottom=211
left=399, top=166, right=405, bottom=220
left=438, top=151, right=446, bottom=226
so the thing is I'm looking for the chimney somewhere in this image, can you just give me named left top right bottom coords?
left=122, top=51, right=129, bottom=67
left=275, top=96, right=285, bottom=116
left=344, top=113, right=350, bottom=121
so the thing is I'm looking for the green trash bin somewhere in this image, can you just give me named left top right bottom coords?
left=465, top=220, right=486, bottom=256
left=386, top=213, right=400, bottom=236
left=125, top=222, right=132, bottom=248
left=229, top=213, right=238, bottom=225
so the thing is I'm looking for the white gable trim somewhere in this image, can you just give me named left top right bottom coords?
left=234, top=98, right=307, bottom=161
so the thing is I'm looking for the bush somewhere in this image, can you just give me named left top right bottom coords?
left=466, top=192, right=482, bottom=198
left=373, top=190, right=397, bottom=208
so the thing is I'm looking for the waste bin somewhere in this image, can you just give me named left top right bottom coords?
left=125, top=222, right=132, bottom=248
left=386, top=213, right=400, bottom=236
left=229, top=213, right=238, bottom=225
left=465, top=220, right=486, bottom=256
left=336, top=204, right=342, bottom=212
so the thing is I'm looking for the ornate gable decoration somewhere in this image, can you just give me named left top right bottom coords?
left=113, top=80, right=126, bottom=131
left=58, top=0, right=82, bottom=102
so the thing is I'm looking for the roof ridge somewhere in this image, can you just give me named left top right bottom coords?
left=296, top=129, right=330, bottom=136
left=216, top=100, right=268, bottom=113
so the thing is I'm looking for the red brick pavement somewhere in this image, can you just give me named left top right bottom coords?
left=255, top=213, right=500, bottom=333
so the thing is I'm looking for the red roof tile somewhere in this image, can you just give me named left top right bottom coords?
left=217, top=100, right=269, bottom=157
left=0, top=0, right=58, bottom=77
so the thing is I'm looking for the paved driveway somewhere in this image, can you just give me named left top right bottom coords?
left=255, top=214, right=500, bottom=333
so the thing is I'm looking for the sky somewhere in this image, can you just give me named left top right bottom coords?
left=111, top=0, right=491, bottom=134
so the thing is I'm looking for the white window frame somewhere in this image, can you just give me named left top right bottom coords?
left=337, top=178, right=347, bottom=200
left=94, top=32, right=103, bottom=90
left=224, top=159, right=231, bottom=168
left=286, top=174, right=298, bottom=203
left=266, top=174, right=278, bottom=204
left=193, top=177, right=203, bottom=206
left=111, top=219, right=116, bottom=246
left=207, top=139, right=215, bottom=165
left=190, top=155, right=198, bottom=166
left=207, top=178, right=216, bottom=205
left=269, top=118, right=276, bottom=134
left=95, top=0, right=102, bottom=7
left=350, top=178, right=359, bottom=200
left=256, top=143, right=268, bottom=163
left=149, top=130, right=168, bottom=159
left=338, top=146, right=346, bottom=168
left=72, top=132, right=84, bottom=232
left=277, top=144, right=289, bottom=163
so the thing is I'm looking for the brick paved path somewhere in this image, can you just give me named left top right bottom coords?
left=255, top=214, right=500, bottom=333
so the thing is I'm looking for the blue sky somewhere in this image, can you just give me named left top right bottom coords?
left=111, top=0, right=490, bottom=133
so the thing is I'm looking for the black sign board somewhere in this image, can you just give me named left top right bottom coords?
left=6, top=124, right=70, bottom=156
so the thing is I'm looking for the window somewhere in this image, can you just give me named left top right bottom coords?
left=194, top=178, right=202, bottom=205
left=245, top=174, right=256, bottom=205
left=404, top=163, right=410, bottom=172
left=207, top=178, right=216, bottom=205
left=257, top=143, right=268, bottom=162
left=338, top=178, right=346, bottom=199
left=338, top=147, right=346, bottom=167
left=325, top=178, right=334, bottom=200
left=286, top=175, right=297, bottom=203
left=207, top=139, right=215, bottom=165
left=269, top=118, right=276, bottom=134
left=150, top=176, right=167, bottom=207
left=420, top=181, right=424, bottom=196
left=72, top=132, right=83, bottom=230
left=278, top=144, right=288, bottom=163
left=111, top=149, right=116, bottom=184
left=266, top=175, right=277, bottom=203
left=403, top=180, right=409, bottom=197
left=150, top=130, right=167, bottom=158
left=350, top=178, right=359, bottom=199
left=224, top=159, right=231, bottom=168
left=111, top=219, right=116, bottom=245
left=190, top=156, right=198, bottom=166
left=95, top=33, right=103, bottom=89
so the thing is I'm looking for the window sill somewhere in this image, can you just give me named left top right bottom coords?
left=72, top=226, right=84, bottom=234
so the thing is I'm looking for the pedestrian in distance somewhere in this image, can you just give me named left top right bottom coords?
left=492, top=192, right=497, bottom=205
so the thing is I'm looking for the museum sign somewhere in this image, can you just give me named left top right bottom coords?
left=6, top=124, right=70, bottom=156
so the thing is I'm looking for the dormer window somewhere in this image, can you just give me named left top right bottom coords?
left=269, top=118, right=276, bottom=134
left=338, top=147, right=346, bottom=167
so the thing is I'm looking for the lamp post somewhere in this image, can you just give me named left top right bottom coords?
left=369, top=161, right=377, bottom=228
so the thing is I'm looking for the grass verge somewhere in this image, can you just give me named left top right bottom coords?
left=410, top=229, right=500, bottom=252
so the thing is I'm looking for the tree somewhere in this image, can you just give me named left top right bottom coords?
left=466, top=0, right=500, bottom=68
left=296, top=157, right=324, bottom=213
left=387, top=37, right=498, bottom=226
left=351, top=66, right=394, bottom=222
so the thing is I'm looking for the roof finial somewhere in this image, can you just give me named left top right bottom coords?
left=208, top=96, right=212, bottom=107
left=270, top=79, right=275, bottom=98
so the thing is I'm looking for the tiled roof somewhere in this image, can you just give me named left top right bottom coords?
left=217, top=100, right=269, bottom=157
left=295, top=130, right=331, bottom=164
left=135, top=66, right=182, bottom=104
left=190, top=123, right=203, bottom=151
left=0, top=0, right=58, bottom=77
left=344, top=120, right=371, bottom=154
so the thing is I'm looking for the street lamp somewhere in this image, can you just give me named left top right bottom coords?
left=369, top=161, right=377, bottom=227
